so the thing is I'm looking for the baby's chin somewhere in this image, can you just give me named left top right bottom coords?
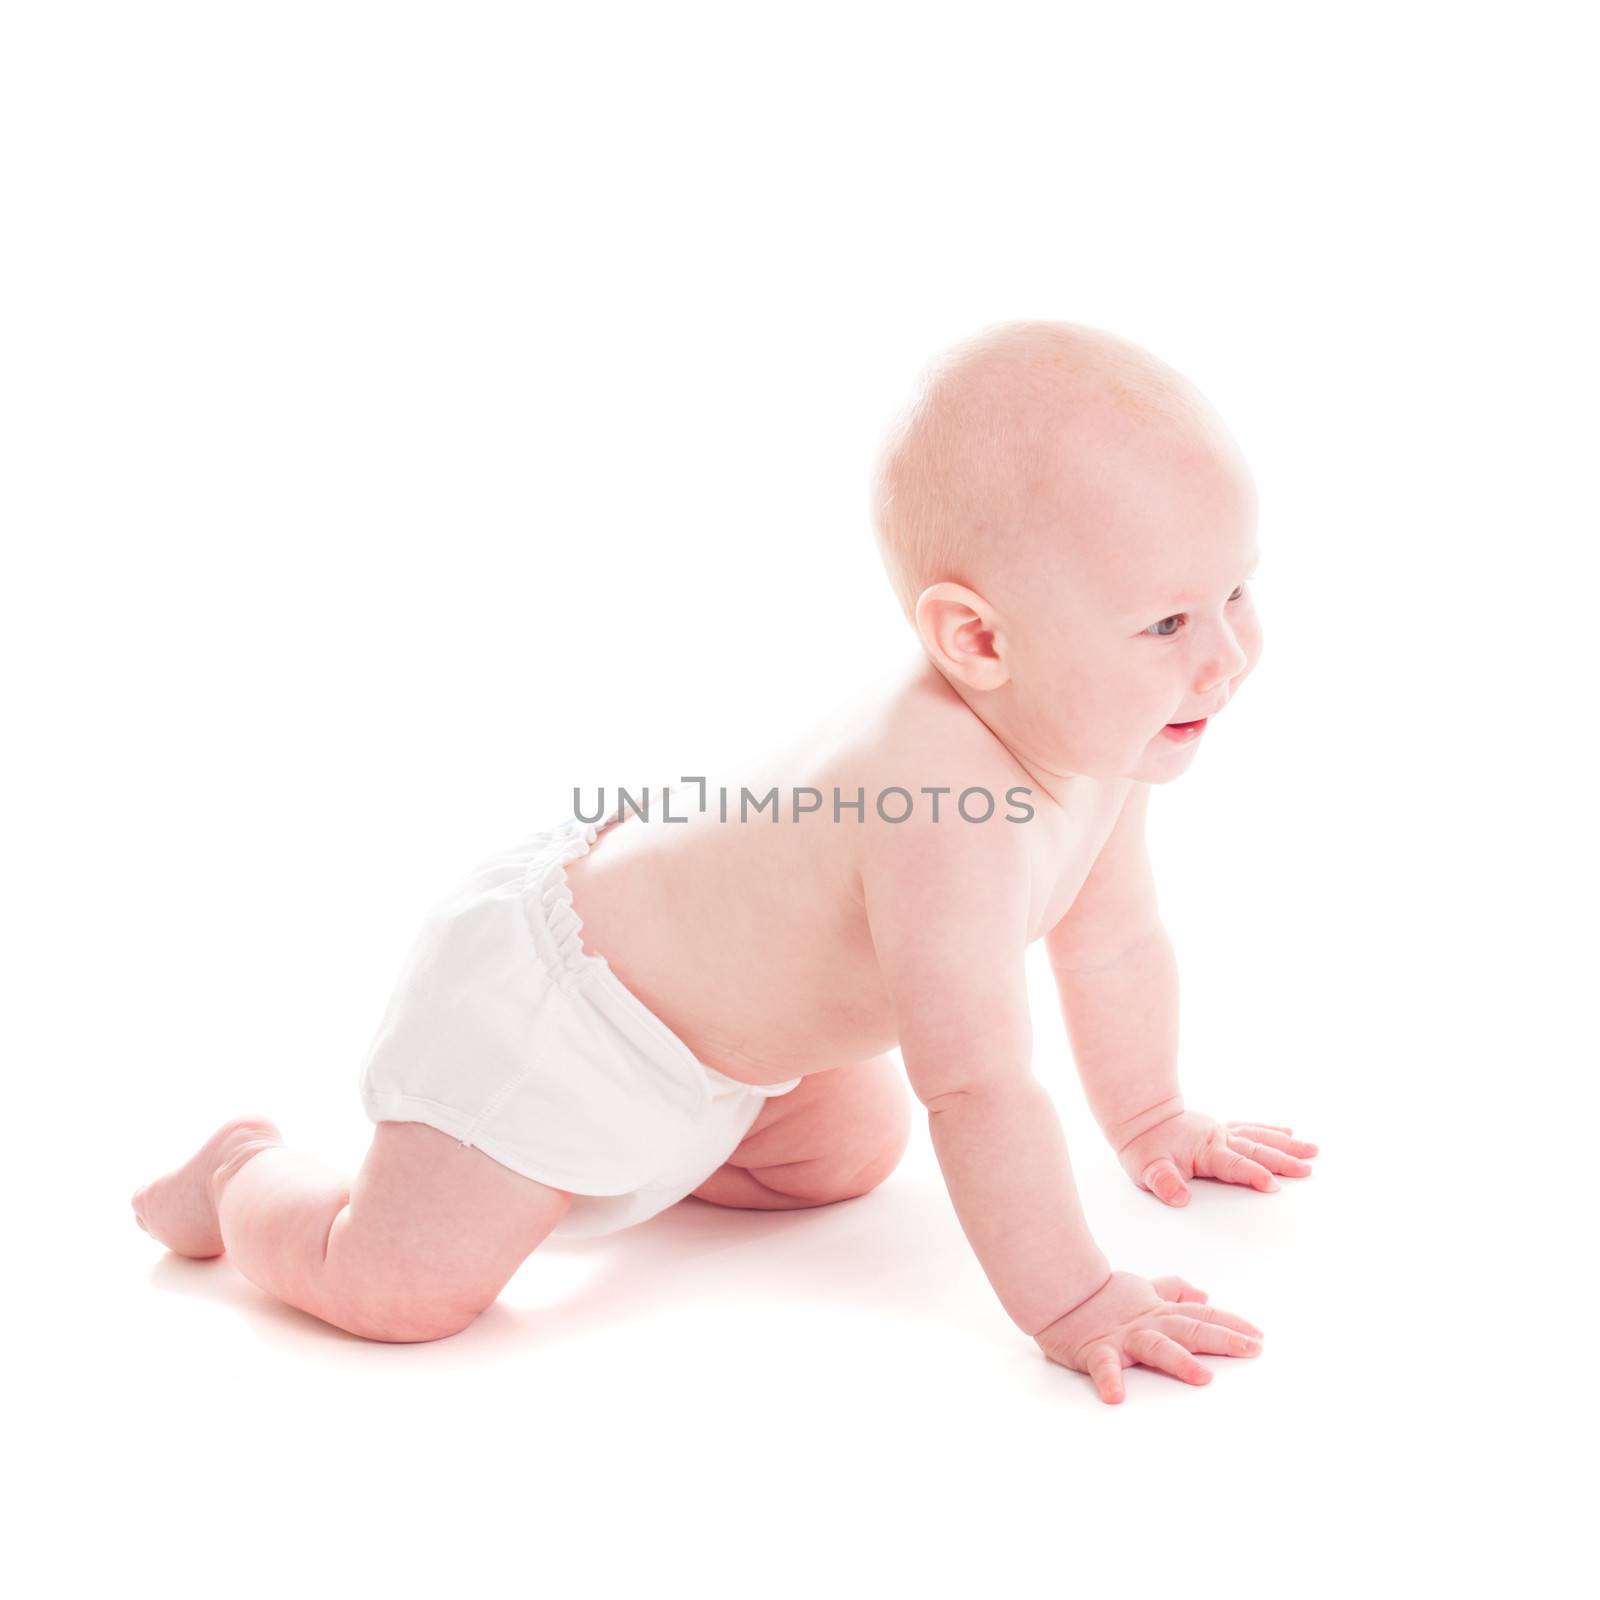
left=1036, top=715, right=1212, bottom=783
left=1045, top=724, right=1205, bottom=784
left=1130, top=721, right=1208, bottom=782
left=1041, top=733, right=1200, bottom=785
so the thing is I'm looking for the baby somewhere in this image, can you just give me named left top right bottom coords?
left=132, top=319, right=1316, bottom=1403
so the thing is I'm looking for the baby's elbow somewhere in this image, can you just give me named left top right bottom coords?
left=1047, top=918, right=1168, bottom=979
left=907, top=1051, right=1036, bottom=1114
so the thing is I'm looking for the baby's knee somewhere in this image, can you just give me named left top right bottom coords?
left=323, top=1208, right=510, bottom=1343
left=325, top=1122, right=570, bottom=1341
left=833, top=1068, right=914, bottom=1196
left=755, top=1119, right=912, bottom=1207
left=334, top=1277, right=489, bottom=1344
left=763, top=1063, right=913, bottom=1205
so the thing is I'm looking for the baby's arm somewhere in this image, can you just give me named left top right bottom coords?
left=861, top=813, right=1260, bottom=1399
left=864, top=812, right=1110, bottom=1329
left=1046, top=784, right=1317, bottom=1205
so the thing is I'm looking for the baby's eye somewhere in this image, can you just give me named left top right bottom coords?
left=1228, top=584, right=1246, bottom=602
left=1144, top=614, right=1185, bottom=637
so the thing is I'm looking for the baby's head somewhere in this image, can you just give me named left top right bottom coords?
left=870, top=320, right=1262, bottom=784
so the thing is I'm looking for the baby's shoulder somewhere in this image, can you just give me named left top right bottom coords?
left=842, top=688, right=1034, bottom=881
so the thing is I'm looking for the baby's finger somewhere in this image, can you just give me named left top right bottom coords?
left=1160, top=1315, right=1262, bottom=1359
left=1142, top=1158, right=1191, bottom=1206
left=1180, top=1302, right=1262, bottom=1338
left=1151, top=1275, right=1208, bottom=1304
left=1227, top=1135, right=1313, bottom=1178
left=1225, top=1120, right=1293, bottom=1135
left=1230, top=1125, right=1318, bottom=1158
left=1205, top=1143, right=1279, bottom=1192
left=1127, top=1328, right=1213, bottom=1386
left=1085, top=1343, right=1126, bottom=1404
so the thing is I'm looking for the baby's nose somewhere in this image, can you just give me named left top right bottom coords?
left=1197, top=629, right=1247, bottom=691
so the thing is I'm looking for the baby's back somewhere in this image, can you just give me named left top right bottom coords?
left=563, top=657, right=1131, bottom=1085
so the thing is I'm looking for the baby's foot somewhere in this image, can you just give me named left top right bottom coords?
left=131, top=1116, right=283, bottom=1258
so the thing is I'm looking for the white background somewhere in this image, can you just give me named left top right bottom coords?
left=5, top=1, right=1594, bottom=1593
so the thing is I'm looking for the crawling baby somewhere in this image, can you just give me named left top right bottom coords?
left=132, top=319, right=1316, bottom=1403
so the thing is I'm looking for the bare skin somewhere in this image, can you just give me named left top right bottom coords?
left=134, top=320, right=1316, bottom=1396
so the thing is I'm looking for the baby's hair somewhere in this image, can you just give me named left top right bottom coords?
left=868, top=319, right=1211, bottom=625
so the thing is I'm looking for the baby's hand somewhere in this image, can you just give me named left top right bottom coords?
left=1119, top=1111, right=1317, bottom=1205
left=1034, top=1271, right=1262, bottom=1403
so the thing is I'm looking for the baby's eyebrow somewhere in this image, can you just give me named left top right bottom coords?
left=1124, top=549, right=1261, bottom=623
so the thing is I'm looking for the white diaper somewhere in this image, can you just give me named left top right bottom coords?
left=356, top=805, right=801, bottom=1239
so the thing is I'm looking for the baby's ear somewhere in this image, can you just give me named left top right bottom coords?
left=914, top=582, right=1011, bottom=692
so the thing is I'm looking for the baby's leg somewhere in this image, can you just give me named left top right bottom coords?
left=133, top=1118, right=571, bottom=1342
left=688, top=1053, right=912, bottom=1210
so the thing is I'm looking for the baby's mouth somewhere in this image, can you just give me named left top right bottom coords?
left=1159, top=718, right=1208, bottom=744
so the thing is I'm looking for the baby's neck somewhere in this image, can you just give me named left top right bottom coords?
left=919, top=658, right=1099, bottom=821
